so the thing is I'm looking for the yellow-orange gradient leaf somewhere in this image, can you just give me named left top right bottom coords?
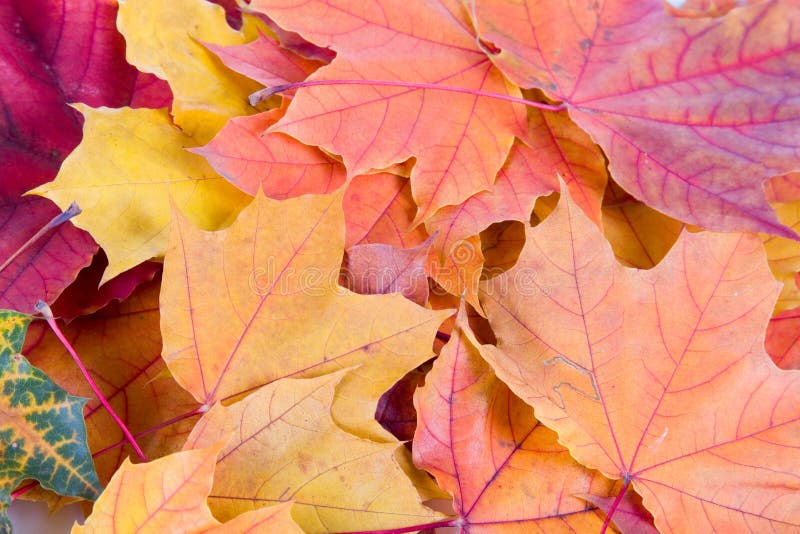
left=160, top=191, right=450, bottom=441
left=183, top=371, right=444, bottom=533
left=74, top=444, right=303, bottom=534
left=479, top=188, right=800, bottom=532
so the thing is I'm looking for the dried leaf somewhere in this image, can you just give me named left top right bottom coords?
left=249, top=0, right=526, bottom=222
left=196, top=106, right=346, bottom=198
left=0, top=0, right=172, bottom=310
left=23, top=280, right=200, bottom=489
left=204, top=31, right=324, bottom=90
left=117, top=0, right=267, bottom=142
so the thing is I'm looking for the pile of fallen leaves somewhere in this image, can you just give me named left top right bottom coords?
left=2, top=0, right=800, bottom=532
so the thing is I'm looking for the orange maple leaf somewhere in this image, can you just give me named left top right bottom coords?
left=246, top=0, right=527, bottom=223
left=75, top=443, right=303, bottom=533
left=479, top=189, right=800, bottom=531
left=160, top=191, right=450, bottom=441
left=414, top=304, right=623, bottom=532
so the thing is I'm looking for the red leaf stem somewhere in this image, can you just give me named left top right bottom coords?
left=33, top=300, right=147, bottom=462
left=254, top=79, right=566, bottom=112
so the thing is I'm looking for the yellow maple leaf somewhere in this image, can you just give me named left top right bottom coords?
left=117, top=0, right=267, bottom=143
left=74, top=443, right=303, bottom=533
left=29, top=106, right=250, bottom=284
left=183, top=371, right=446, bottom=532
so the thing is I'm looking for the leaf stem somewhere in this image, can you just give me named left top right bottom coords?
left=333, top=518, right=458, bottom=534
left=0, top=202, right=82, bottom=275
left=600, top=477, right=631, bottom=534
left=10, top=481, right=37, bottom=500
left=34, top=301, right=147, bottom=462
left=253, top=79, right=566, bottom=112
left=91, top=406, right=206, bottom=458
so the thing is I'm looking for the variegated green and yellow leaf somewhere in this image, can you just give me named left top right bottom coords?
left=0, top=311, right=101, bottom=532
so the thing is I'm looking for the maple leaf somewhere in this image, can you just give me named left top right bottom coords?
left=0, top=0, right=170, bottom=185
left=23, top=280, right=200, bottom=491
left=196, top=105, right=347, bottom=198
left=75, top=443, right=303, bottom=534
left=519, top=106, right=609, bottom=226
left=413, top=304, right=619, bottom=532
left=29, top=106, right=251, bottom=284
left=160, top=191, right=450, bottom=441
left=0, top=311, right=100, bottom=530
left=0, top=0, right=172, bottom=310
left=10, top=0, right=800, bottom=531
left=255, top=11, right=336, bottom=63
left=247, top=0, right=527, bottom=223
left=183, top=371, right=446, bottom=533
left=204, top=31, right=326, bottom=92
left=421, top=106, right=608, bottom=305
left=478, top=188, right=800, bottom=531
left=473, top=0, right=800, bottom=238
left=0, top=198, right=95, bottom=313
left=116, top=0, right=267, bottom=143
left=424, top=140, right=554, bottom=309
